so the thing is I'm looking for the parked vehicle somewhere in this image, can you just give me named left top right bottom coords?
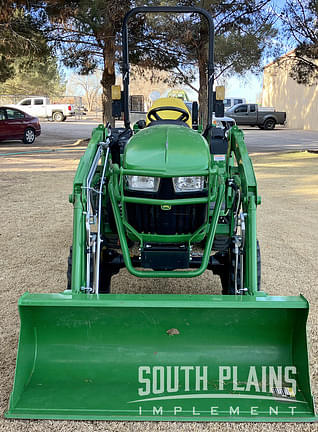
left=184, top=101, right=236, bottom=131
left=9, top=97, right=75, bottom=122
left=223, top=97, right=246, bottom=109
left=226, top=103, right=286, bottom=129
left=212, top=115, right=235, bottom=130
left=0, top=106, right=41, bottom=144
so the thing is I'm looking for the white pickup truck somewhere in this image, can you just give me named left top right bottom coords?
left=10, top=97, right=75, bottom=122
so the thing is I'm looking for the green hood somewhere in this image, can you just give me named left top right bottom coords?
left=123, top=124, right=210, bottom=175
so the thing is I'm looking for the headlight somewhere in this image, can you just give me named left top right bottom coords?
left=172, top=176, right=206, bottom=193
left=212, top=119, right=224, bottom=129
left=125, top=175, right=160, bottom=192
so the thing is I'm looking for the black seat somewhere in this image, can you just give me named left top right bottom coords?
left=203, top=126, right=228, bottom=155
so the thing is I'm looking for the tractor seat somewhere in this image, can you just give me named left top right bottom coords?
left=146, top=97, right=192, bottom=127
left=203, top=126, right=228, bottom=155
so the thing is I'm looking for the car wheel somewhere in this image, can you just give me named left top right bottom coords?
left=53, top=112, right=65, bottom=122
left=263, top=118, right=276, bottom=130
left=23, top=127, right=35, bottom=144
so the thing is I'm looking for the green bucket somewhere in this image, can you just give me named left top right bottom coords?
left=5, top=292, right=316, bottom=422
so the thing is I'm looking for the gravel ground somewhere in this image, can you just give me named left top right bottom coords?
left=0, top=148, right=317, bottom=431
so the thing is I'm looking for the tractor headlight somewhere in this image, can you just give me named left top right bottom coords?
left=172, top=176, right=207, bottom=193
left=125, top=175, right=160, bottom=192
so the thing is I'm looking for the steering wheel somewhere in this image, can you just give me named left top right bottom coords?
left=147, top=106, right=190, bottom=123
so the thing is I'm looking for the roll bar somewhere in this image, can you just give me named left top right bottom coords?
left=122, top=6, right=215, bottom=129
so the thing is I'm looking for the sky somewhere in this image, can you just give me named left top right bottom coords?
left=223, top=74, right=263, bottom=104
left=220, top=0, right=289, bottom=103
left=65, top=0, right=292, bottom=105
left=182, top=72, right=265, bottom=104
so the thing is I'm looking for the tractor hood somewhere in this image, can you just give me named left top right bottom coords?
left=123, top=124, right=210, bottom=175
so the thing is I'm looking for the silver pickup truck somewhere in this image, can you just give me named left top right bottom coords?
left=225, top=103, right=286, bottom=130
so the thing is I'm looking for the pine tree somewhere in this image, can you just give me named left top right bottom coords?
left=280, top=0, right=318, bottom=85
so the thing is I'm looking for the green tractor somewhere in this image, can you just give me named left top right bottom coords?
left=6, top=6, right=316, bottom=422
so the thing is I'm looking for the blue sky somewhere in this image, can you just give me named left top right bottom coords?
left=220, top=0, right=290, bottom=103
left=65, top=0, right=292, bottom=104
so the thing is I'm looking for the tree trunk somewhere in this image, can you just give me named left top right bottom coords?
left=198, top=0, right=210, bottom=128
left=86, top=94, right=94, bottom=112
left=101, top=38, right=116, bottom=126
left=198, top=50, right=208, bottom=127
left=198, top=16, right=209, bottom=127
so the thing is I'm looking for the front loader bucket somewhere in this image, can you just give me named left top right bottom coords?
left=6, top=292, right=316, bottom=422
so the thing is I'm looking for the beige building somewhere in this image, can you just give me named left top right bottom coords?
left=116, top=66, right=172, bottom=111
left=261, top=50, right=318, bottom=130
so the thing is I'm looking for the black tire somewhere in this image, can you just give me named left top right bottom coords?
left=22, top=127, right=35, bottom=144
left=99, top=248, right=112, bottom=293
left=62, top=117, right=67, bottom=122
left=220, top=240, right=261, bottom=295
left=66, top=245, right=112, bottom=293
left=99, top=248, right=124, bottom=293
left=53, top=111, right=65, bottom=122
left=263, top=118, right=276, bottom=130
left=66, top=246, right=72, bottom=290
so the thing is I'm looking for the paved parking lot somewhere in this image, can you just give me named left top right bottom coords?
left=241, top=127, right=318, bottom=152
left=1, top=120, right=318, bottom=153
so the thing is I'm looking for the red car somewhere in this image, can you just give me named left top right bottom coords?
left=0, top=106, right=41, bottom=144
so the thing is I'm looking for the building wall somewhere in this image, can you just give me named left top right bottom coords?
left=116, top=67, right=171, bottom=111
left=261, top=55, right=318, bottom=130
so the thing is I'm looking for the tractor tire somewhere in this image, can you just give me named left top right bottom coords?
left=99, top=248, right=125, bottom=294
left=99, top=250, right=112, bottom=294
left=66, top=246, right=72, bottom=290
left=22, top=127, right=35, bottom=144
left=53, top=111, right=65, bottom=122
left=263, top=118, right=276, bottom=130
left=67, top=246, right=111, bottom=293
left=220, top=240, right=261, bottom=295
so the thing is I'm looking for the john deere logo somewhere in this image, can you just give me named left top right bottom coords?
left=161, top=205, right=171, bottom=211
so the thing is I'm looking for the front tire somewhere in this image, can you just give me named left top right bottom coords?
left=67, top=247, right=72, bottom=290
left=99, top=249, right=112, bottom=293
left=66, top=245, right=112, bottom=293
left=22, top=127, right=35, bottom=144
left=220, top=240, right=261, bottom=295
left=53, top=111, right=65, bottom=122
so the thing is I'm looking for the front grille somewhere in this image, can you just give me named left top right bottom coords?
left=124, top=178, right=208, bottom=235
left=126, top=202, right=207, bottom=235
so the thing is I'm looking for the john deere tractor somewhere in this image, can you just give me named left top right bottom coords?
left=6, top=6, right=315, bottom=423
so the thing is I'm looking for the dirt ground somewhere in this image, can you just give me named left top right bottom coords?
left=0, top=147, right=317, bottom=431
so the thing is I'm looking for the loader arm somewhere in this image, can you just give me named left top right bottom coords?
left=227, top=126, right=260, bottom=294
